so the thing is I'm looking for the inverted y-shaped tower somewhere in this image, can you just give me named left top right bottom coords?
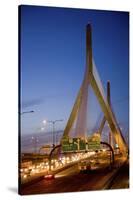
left=62, top=24, right=127, bottom=152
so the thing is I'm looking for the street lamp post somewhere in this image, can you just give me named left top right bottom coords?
left=31, top=136, right=39, bottom=169
left=49, top=120, right=63, bottom=148
left=46, top=120, right=63, bottom=148
left=31, top=136, right=39, bottom=154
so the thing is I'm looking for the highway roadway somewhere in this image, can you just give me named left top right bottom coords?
left=108, top=160, right=129, bottom=189
left=20, top=154, right=128, bottom=195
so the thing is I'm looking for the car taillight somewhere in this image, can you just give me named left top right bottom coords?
left=44, top=174, right=54, bottom=179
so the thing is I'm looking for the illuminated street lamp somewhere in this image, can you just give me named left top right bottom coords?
left=20, top=110, right=34, bottom=115
left=43, top=119, right=63, bottom=148
left=41, top=127, right=45, bottom=131
left=43, top=120, right=47, bottom=125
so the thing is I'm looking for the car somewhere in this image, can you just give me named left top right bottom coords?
left=44, top=174, right=55, bottom=180
left=78, top=160, right=91, bottom=172
left=78, top=159, right=100, bottom=172
left=90, top=162, right=99, bottom=170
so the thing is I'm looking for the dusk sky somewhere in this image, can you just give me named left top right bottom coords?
left=20, top=5, right=129, bottom=145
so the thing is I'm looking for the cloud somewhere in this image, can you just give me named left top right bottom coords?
left=21, top=92, right=72, bottom=109
left=21, top=98, right=44, bottom=108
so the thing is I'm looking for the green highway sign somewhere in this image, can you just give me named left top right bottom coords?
left=61, top=133, right=101, bottom=152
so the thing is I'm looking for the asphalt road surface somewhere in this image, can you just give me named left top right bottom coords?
left=20, top=154, right=129, bottom=195
left=20, top=164, right=118, bottom=194
left=108, top=160, right=129, bottom=189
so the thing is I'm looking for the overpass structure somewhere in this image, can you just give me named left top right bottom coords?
left=61, top=24, right=127, bottom=153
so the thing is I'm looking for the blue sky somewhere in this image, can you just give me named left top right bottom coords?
left=20, top=5, right=129, bottom=141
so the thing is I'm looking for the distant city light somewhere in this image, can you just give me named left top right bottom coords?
left=23, top=174, right=27, bottom=179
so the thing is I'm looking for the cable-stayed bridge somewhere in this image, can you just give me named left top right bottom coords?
left=61, top=24, right=127, bottom=153
left=20, top=24, right=129, bottom=195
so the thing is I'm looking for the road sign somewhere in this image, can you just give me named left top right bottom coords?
left=61, top=133, right=101, bottom=152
